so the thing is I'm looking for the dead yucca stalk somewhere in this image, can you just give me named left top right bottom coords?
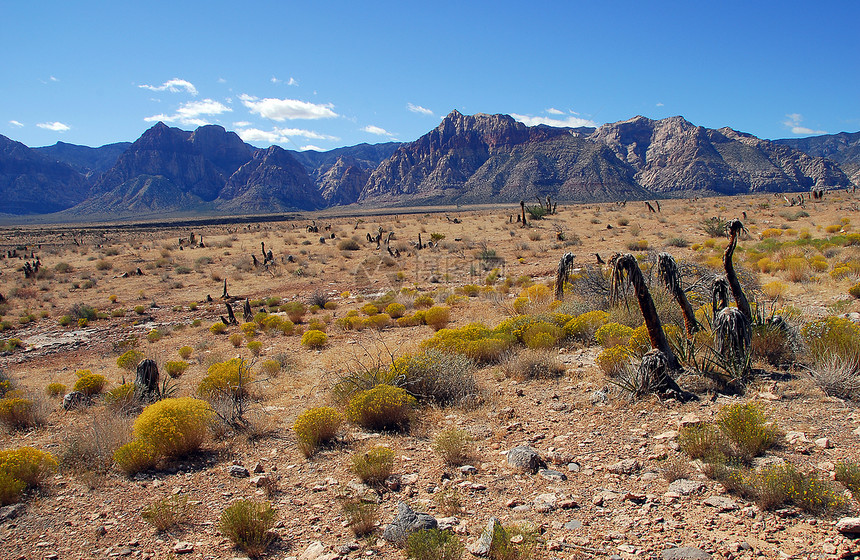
left=656, top=252, right=699, bottom=337
left=554, top=252, right=576, bottom=301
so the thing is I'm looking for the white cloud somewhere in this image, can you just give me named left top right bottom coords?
left=546, top=107, right=564, bottom=115
left=232, top=121, right=252, bottom=128
left=138, top=78, right=198, bottom=96
left=783, top=113, right=826, bottom=135
left=235, top=126, right=339, bottom=145
left=287, top=77, right=298, bottom=86
left=300, top=145, right=323, bottom=151
left=271, top=76, right=298, bottom=86
left=37, top=121, right=70, bottom=132
left=239, top=94, right=337, bottom=120
left=362, top=125, right=397, bottom=138
left=656, top=102, right=664, bottom=107
left=9, top=120, right=24, bottom=127
left=49, top=76, right=59, bottom=82
left=511, top=113, right=598, bottom=128
left=144, top=98, right=231, bottom=127
left=407, top=103, right=433, bottom=116
left=218, top=77, right=227, bottom=84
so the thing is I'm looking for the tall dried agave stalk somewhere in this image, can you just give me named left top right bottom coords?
left=554, top=252, right=576, bottom=301
left=656, top=252, right=699, bottom=337
left=609, top=253, right=688, bottom=400
left=723, top=219, right=752, bottom=321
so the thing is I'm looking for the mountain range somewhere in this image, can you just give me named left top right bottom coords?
left=1, top=111, right=857, bottom=220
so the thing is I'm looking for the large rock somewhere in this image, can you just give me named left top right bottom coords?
left=62, top=391, right=87, bottom=410
left=381, top=501, right=437, bottom=546
left=661, top=547, right=712, bottom=559
left=468, top=517, right=502, bottom=557
left=836, top=517, right=860, bottom=535
left=506, top=446, right=545, bottom=473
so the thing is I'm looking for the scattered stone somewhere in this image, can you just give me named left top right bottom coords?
left=564, top=519, right=582, bottom=530
left=252, top=462, right=264, bottom=473
left=172, top=542, right=194, bottom=554
left=703, top=495, right=738, bottom=512
left=678, top=413, right=702, bottom=428
left=249, top=475, right=269, bottom=487
left=822, top=542, right=838, bottom=554
left=608, top=459, right=639, bottom=474
left=757, top=391, right=779, bottom=401
left=661, top=547, right=712, bottom=559
left=402, top=473, right=419, bottom=485
left=618, top=544, right=637, bottom=553
left=506, top=498, right=523, bottom=508
left=547, top=539, right=562, bottom=551
left=298, top=541, right=328, bottom=560
left=469, top=517, right=501, bottom=557
left=382, top=501, right=437, bottom=546
left=534, top=493, right=557, bottom=513
left=653, top=430, right=678, bottom=440
left=538, top=469, right=567, bottom=482
left=567, top=462, right=581, bottom=472
left=836, top=517, right=860, bottom=535
left=558, top=498, right=579, bottom=509
left=667, top=479, right=705, bottom=496
left=624, top=492, right=647, bottom=504
left=437, top=516, right=459, bottom=531
left=853, top=426, right=860, bottom=437
left=814, top=437, right=831, bottom=449
left=785, top=431, right=810, bottom=445
left=0, top=503, right=25, bottom=522
left=506, top=445, right=545, bottom=473
left=117, top=547, right=133, bottom=556
left=459, top=465, right=478, bottom=475
left=228, top=465, right=250, bottom=478
left=62, top=391, right=87, bottom=410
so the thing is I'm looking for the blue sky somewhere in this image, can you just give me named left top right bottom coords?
left=2, top=1, right=858, bottom=151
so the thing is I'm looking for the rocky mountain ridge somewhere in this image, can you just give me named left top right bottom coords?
left=1, top=113, right=856, bottom=219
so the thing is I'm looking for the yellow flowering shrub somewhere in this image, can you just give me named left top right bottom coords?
left=73, top=373, right=106, bottom=396
left=595, top=322, right=635, bottom=348
left=198, top=358, right=253, bottom=400
left=595, top=345, right=632, bottom=377
left=351, top=445, right=394, bottom=484
left=346, top=385, right=415, bottom=431
left=293, top=406, right=343, bottom=457
left=563, top=310, right=609, bottom=342
left=116, top=349, right=144, bottom=371
left=301, top=330, right=328, bottom=349
left=422, top=323, right=514, bottom=364
left=132, top=397, right=212, bottom=460
left=0, top=397, right=37, bottom=430
left=209, top=322, right=228, bottom=334
left=424, top=306, right=451, bottom=330
left=0, top=447, right=57, bottom=504
left=385, top=302, right=406, bottom=319
left=113, top=439, right=158, bottom=475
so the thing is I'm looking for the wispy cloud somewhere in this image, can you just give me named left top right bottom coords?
left=270, top=76, right=299, bottom=86
left=235, top=126, right=339, bottom=145
left=656, top=102, right=664, bottom=107
left=783, top=113, right=826, bottom=135
left=511, top=113, right=597, bottom=128
left=546, top=107, right=564, bottom=115
left=362, top=125, right=397, bottom=139
left=138, top=78, right=198, bottom=96
left=407, top=103, right=433, bottom=116
left=9, top=120, right=24, bottom=127
left=239, top=94, right=336, bottom=120
left=300, top=145, right=323, bottom=151
left=49, top=76, right=59, bottom=82
left=144, top=99, right=231, bottom=127
left=37, top=121, right=70, bottom=132
left=217, top=77, right=227, bottom=84
left=232, top=121, right=252, bottom=128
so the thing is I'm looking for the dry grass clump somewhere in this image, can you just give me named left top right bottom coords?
left=835, top=460, right=860, bottom=503
left=502, top=348, right=566, bottom=380
left=219, top=499, right=277, bottom=558
left=293, top=406, right=343, bottom=458
left=341, top=497, right=379, bottom=536
left=390, top=349, right=477, bottom=405
left=406, top=529, right=464, bottom=560
left=0, top=393, right=47, bottom=430
left=61, top=409, right=133, bottom=474
left=489, top=522, right=538, bottom=560
left=351, top=445, right=395, bottom=485
left=141, top=495, right=192, bottom=531
left=806, top=351, right=860, bottom=399
left=432, top=428, right=475, bottom=466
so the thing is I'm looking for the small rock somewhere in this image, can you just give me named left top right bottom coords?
left=558, top=498, right=579, bottom=509
left=228, top=465, right=250, bottom=478
left=624, top=492, right=646, bottom=504
left=703, top=495, right=738, bottom=512
left=836, top=517, right=860, bottom=534
left=249, top=475, right=269, bottom=487
left=298, top=541, right=327, bottom=560
left=853, top=426, right=860, bottom=436
left=678, top=413, right=702, bottom=428
left=0, top=503, right=25, bottom=522
left=563, top=519, right=582, bottom=530
left=252, top=462, right=264, bottom=473
left=667, top=479, right=705, bottom=496
left=117, top=548, right=133, bottom=556
left=814, top=437, right=831, bottom=449
left=653, top=430, right=678, bottom=440
left=757, top=391, right=779, bottom=401
left=533, top=493, right=557, bottom=513
left=62, top=391, right=87, bottom=410
left=538, top=469, right=567, bottom=482
left=172, top=542, right=194, bottom=554
left=661, top=547, right=712, bottom=559
left=547, top=539, right=562, bottom=551
left=822, top=543, right=838, bottom=554
left=785, top=431, right=810, bottom=445
left=506, top=498, right=523, bottom=508
left=567, top=462, right=581, bottom=472
left=506, top=446, right=545, bottom=473
left=459, top=465, right=478, bottom=475
left=382, top=501, right=437, bottom=546
left=608, top=459, right=639, bottom=474
left=618, top=544, right=637, bottom=553
left=437, top=516, right=459, bottom=531
left=469, top=518, right=501, bottom=557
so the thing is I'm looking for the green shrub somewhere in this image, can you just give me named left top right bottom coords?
left=413, top=294, right=435, bottom=309
left=198, top=358, right=253, bottom=401
left=836, top=461, right=860, bottom=503
left=45, top=382, right=66, bottom=397
left=73, top=373, right=107, bottom=396
left=564, top=310, right=609, bottom=342
left=802, top=316, right=860, bottom=361
left=751, top=323, right=795, bottom=367
left=301, top=330, right=328, bottom=349
left=754, top=462, right=846, bottom=515
left=219, top=500, right=277, bottom=557
left=678, top=423, right=727, bottom=462
left=178, top=345, right=193, bottom=359
left=164, top=360, right=189, bottom=379
left=229, top=332, right=244, bottom=348
left=0, top=447, right=57, bottom=505
left=132, top=397, right=212, bottom=460
left=146, top=329, right=162, bottom=343
left=247, top=340, right=263, bottom=356
left=433, top=428, right=474, bottom=466
left=58, top=315, right=73, bottom=327
left=293, top=406, right=343, bottom=458
left=717, top=402, right=780, bottom=462
left=104, top=383, right=135, bottom=410
left=141, top=494, right=192, bottom=531
left=351, top=446, right=395, bottom=484
left=595, top=322, right=635, bottom=348
left=406, top=529, right=464, bottom=560
left=385, top=302, right=407, bottom=319
left=282, top=302, right=306, bottom=323
left=113, top=439, right=158, bottom=475
left=260, top=360, right=282, bottom=376
left=117, top=349, right=144, bottom=372
left=346, top=385, right=416, bottom=431
left=489, top=522, right=537, bottom=560
left=424, top=306, right=451, bottom=330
